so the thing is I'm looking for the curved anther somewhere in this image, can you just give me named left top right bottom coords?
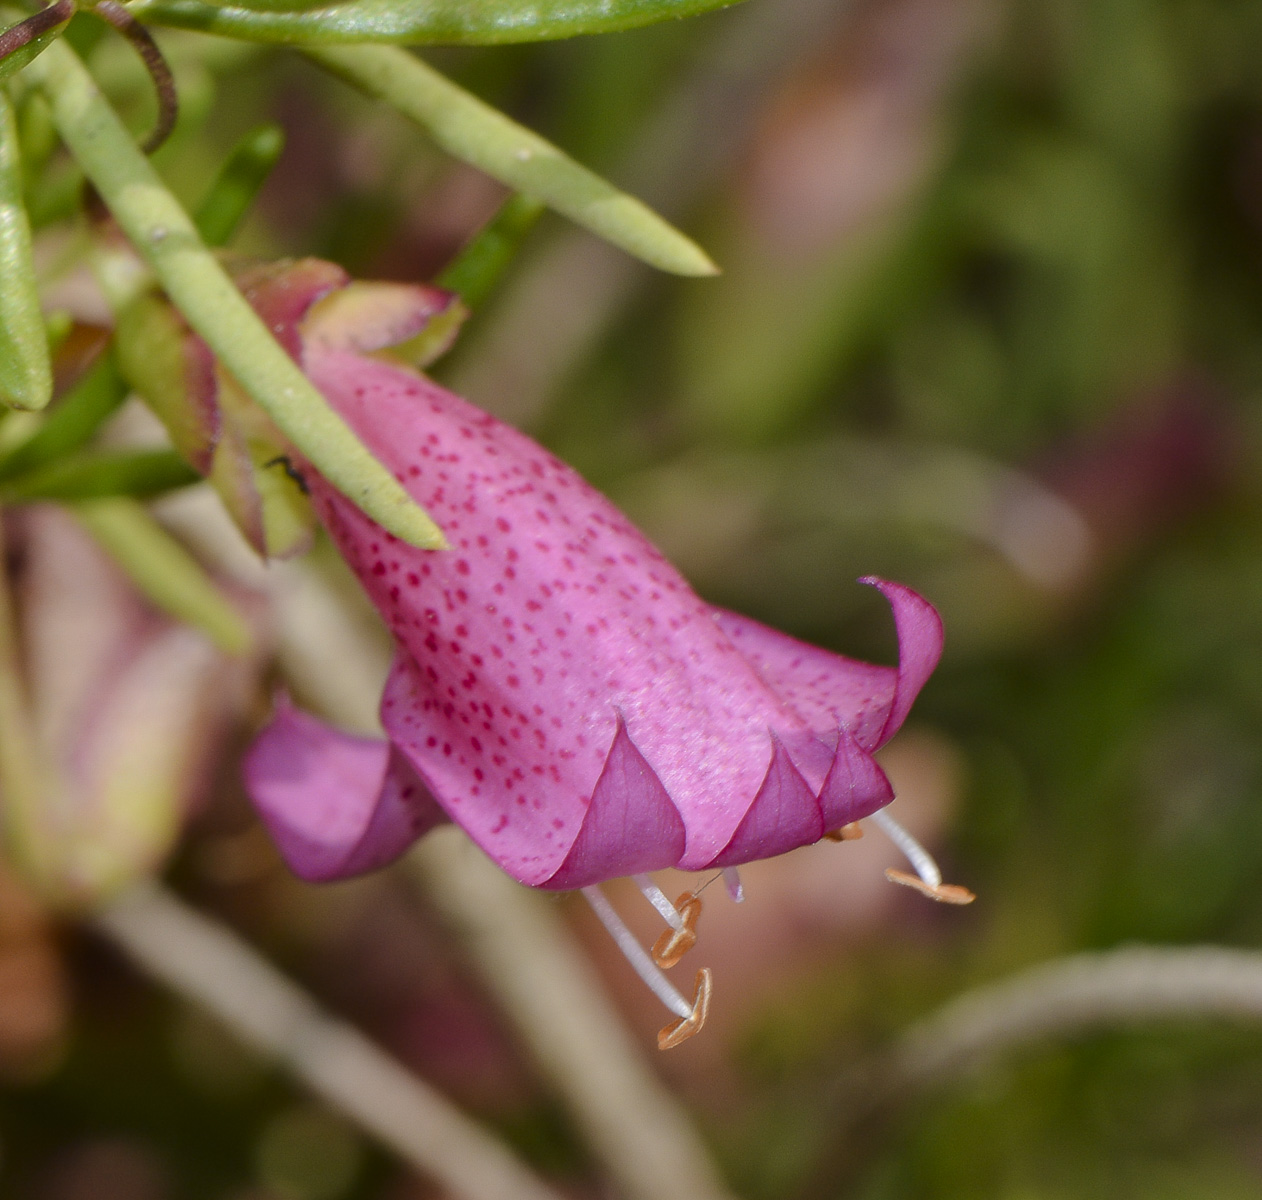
left=885, top=867, right=975, bottom=905
left=651, top=892, right=701, bottom=969
left=822, top=822, right=864, bottom=842
left=869, top=806, right=974, bottom=904
left=84, top=0, right=177, bottom=154
left=0, top=0, right=74, bottom=68
left=657, top=968, right=712, bottom=1050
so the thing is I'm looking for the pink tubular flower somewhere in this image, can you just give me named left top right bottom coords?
left=238, top=262, right=966, bottom=1045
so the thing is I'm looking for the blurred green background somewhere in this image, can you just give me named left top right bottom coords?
left=12, top=0, right=1262, bottom=1196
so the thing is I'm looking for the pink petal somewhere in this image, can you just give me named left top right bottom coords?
left=542, top=716, right=686, bottom=890
left=302, top=347, right=816, bottom=874
left=708, top=735, right=823, bottom=867
left=859, top=577, right=944, bottom=746
left=712, top=577, right=943, bottom=751
left=244, top=699, right=447, bottom=882
left=817, top=727, right=895, bottom=828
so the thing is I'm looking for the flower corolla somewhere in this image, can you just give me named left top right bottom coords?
left=235, top=261, right=962, bottom=1043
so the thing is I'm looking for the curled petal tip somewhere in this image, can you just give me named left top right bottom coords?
left=858, top=576, right=944, bottom=747
left=657, top=968, right=712, bottom=1050
left=885, top=868, right=975, bottom=905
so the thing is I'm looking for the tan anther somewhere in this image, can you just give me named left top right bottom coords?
left=822, top=822, right=864, bottom=842
left=652, top=892, right=702, bottom=968
left=885, top=868, right=975, bottom=905
left=657, top=968, right=712, bottom=1050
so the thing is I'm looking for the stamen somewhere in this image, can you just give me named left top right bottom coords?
left=581, top=886, right=691, bottom=1020
left=722, top=867, right=744, bottom=903
left=869, top=808, right=975, bottom=905
left=657, top=969, right=712, bottom=1051
left=885, top=869, right=975, bottom=905
left=694, top=871, right=723, bottom=896
left=869, top=807, right=940, bottom=886
left=822, top=822, right=864, bottom=842
left=633, top=873, right=684, bottom=931
left=651, top=892, right=701, bottom=969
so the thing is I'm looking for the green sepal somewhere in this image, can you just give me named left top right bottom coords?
left=210, top=371, right=316, bottom=559
left=115, top=288, right=220, bottom=474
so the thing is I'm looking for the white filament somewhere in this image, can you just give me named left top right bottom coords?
left=868, top=808, right=942, bottom=889
left=632, top=874, right=684, bottom=931
left=581, top=886, right=692, bottom=1019
left=722, top=868, right=745, bottom=903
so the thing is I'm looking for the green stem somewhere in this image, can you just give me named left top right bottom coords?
left=25, top=38, right=447, bottom=550
left=305, top=45, right=718, bottom=278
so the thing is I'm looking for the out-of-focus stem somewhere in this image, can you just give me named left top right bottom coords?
left=889, top=945, right=1262, bottom=1090
left=96, top=880, right=564, bottom=1200
left=73, top=498, right=250, bottom=654
left=22, top=37, right=446, bottom=551
left=411, top=832, right=738, bottom=1200
left=804, top=944, right=1262, bottom=1200
left=154, top=491, right=737, bottom=1200
left=281, top=567, right=736, bottom=1200
left=0, top=515, right=54, bottom=886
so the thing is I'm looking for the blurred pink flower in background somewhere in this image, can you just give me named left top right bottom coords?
left=12, top=506, right=260, bottom=903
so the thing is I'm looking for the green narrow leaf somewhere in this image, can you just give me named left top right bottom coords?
left=130, top=0, right=744, bottom=45
left=437, top=192, right=544, bottom=308
left=0, top=0, right=72, bottom=87
left=0, top=448, right=201, bottom=503
left=73, top=497, right=251, bottom=654
left=25, top=37, right=447, bottom=551
left=194, top=123, right=286, bottom=247
left=0, top=92, right=51, bottom=411
left=306, top=45, right=717, bottom=277
left=0, top=348, right=128, bottom=480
